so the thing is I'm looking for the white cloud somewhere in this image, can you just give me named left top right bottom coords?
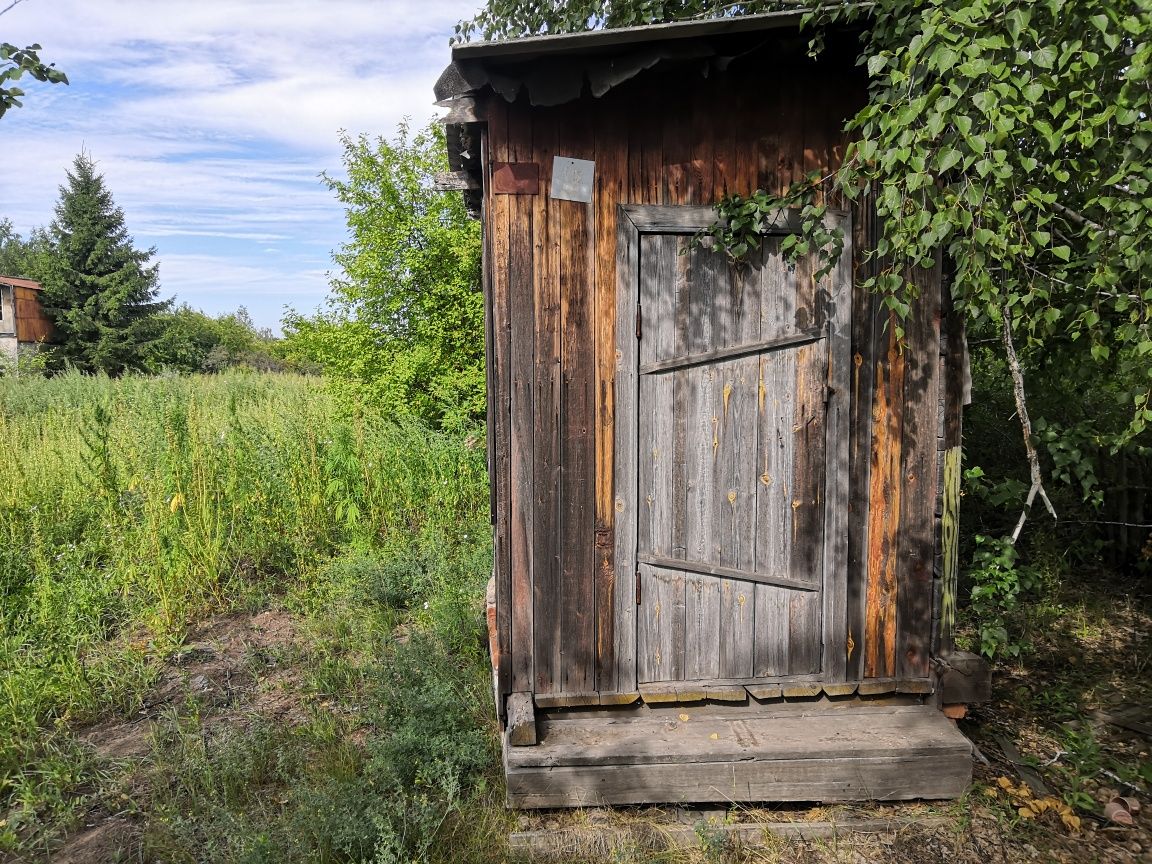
left=0, top=0, right=480, bottom=328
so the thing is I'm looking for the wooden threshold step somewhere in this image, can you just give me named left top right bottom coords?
left=504, top=705, right=972, bottom=808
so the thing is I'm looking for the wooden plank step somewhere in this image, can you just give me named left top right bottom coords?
left=504, top=705, right=972, bottom=807
left=508, top=708, right=969, bottom=768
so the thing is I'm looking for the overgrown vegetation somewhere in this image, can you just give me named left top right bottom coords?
left=282, top=121, right=484, bottom=430
left=0, top=371, right=498, bottom=860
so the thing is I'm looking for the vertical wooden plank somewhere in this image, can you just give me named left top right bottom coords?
left=594, top=91, right=626, bottom=694
left=802, top=67, right=834, bottom=206
left=684, top=256, right=717, bottom=569
left=668, top=567, right=686, bottom=681
left=530, top=105, right=561, bottom=694
left=896, top=257, right=942, bottom=680
left=670, top=239, right=692, bottom=561
left=788, top=592, right=822, bottom=675
left=787, top=246, right=826, bottom=675
left=613, top=209, right=640, bottom=693
left=754, top=242, right=796, bottom=575
left=641, top=88, right=663, bottom=205
left=687, top=243, right=725, bottom=680
left=718, top=576, right=754, bottom=678
left=846, top=202, right=880, bottom=682
left=713, top=75, right=737, bottom=199
left=559, top=98, right=598, bottom=694
left=789, top=346, right=826, bottom=582
left=683, top=574, right=721, bottom=679
left=637, top=562, right=662, bottom=682
left=626, top=91, right=645, bottom=205
left=821, top=211, right=853, bottom=683
left=485, top=100, right=514, bottom=709
left=777, top=69, right=803, bottom=195
left=688, top=72, right=714, bottom=206
left=506, top=100, right=536, bottom=695
left=753, top=240, right=796, bottom=677
left=641, top=565, right=686, bottom=682
left=638, top=236, right=675, bottom=563
left=662, top=81, right=691, bottom=205
left=716, top=355, right=759, bottom=570
left=754, top=347, right=796, bottom=677
left=864, top=312, right=905, bottom=678
left=788, top=339, right=825, bottom=675
left=755, top=82, right=782, bottom=197
left=755, top=587, right=790, bottom=677
left=719, top=248, right=762, bottom=678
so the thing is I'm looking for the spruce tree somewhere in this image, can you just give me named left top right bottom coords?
left=41, top=153, right=167, bottom=373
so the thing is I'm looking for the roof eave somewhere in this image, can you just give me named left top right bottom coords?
left=451, top=9, right=810, bottom=62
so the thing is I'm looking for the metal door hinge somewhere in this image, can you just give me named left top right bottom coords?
left=635, top=568, right=642, bottom=605
left=635, top=304, right=642, bottom=340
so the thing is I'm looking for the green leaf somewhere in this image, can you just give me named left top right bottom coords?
left=1032, top=46, right=1056, bottom=69
left=936, top=148, right=963, bottom=173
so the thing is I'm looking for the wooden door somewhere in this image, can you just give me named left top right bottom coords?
left=614, top=206, right=851, bottom=689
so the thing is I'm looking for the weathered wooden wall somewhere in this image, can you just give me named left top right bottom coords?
left=14, top=285, right=54, bottom=344
left=483, top=43, right=952, bottom=703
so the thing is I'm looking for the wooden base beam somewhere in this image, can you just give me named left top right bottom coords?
left=507, top=692, right=537, bottom=746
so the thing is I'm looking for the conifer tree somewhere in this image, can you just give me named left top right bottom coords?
left=40, top=153, right=167, bottom=373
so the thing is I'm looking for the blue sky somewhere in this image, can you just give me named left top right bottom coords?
left=1, top=0, right=480, bottom=331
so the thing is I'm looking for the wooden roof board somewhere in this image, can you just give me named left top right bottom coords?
left=450, top=9, right=809, bottom=61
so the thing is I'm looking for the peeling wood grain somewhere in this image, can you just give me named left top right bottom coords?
left=865, top=314, right=905, bottom=678
left=594, top=103, right=623, bottom=692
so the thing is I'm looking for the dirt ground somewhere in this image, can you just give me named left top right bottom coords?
left=43, top=610, right=304, bottom=864
left=33, top=597, right=1152, bottom=864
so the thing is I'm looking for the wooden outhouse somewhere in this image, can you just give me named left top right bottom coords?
left=437, top=10, right=988, bottom=807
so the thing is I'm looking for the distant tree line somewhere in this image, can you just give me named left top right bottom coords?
left=1, top=154, right=306, bottom=376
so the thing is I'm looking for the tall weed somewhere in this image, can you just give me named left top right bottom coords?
left=0, top=370, right=489, bottom=850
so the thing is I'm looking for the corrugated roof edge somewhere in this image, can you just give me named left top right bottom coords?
left=450, top=9, right=808, bottom=60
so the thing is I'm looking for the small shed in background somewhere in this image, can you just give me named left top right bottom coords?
left=0, top=276, right=54, bottom=366
left=437, top=11, right=988, bottom=808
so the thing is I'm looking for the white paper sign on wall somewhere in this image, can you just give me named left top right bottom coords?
left=550, top=156, right=595, bottom=203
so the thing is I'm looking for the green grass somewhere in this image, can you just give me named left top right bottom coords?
left=0, top=370, right=496, bottom=859
left=3, top=370, right=1148, bottom=864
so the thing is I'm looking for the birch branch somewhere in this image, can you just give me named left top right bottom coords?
left=1001, top=307, right=1057, bottom=543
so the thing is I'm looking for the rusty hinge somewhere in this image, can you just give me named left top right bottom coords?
left=635, top=303, right=642, bottom=340
left=635, top=568, right=642, bottom=605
